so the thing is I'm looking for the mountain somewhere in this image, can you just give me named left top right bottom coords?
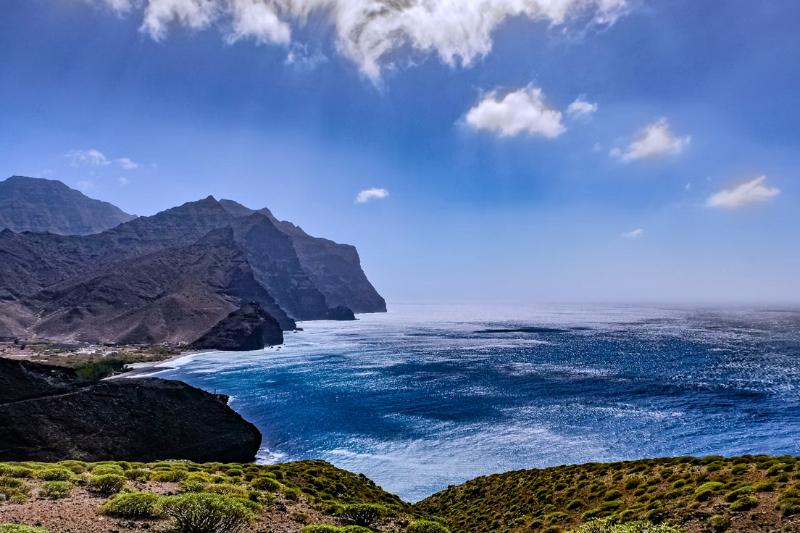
left=0, top=176, right=135, bottom=235
left=0, top=179, right=385, bottom=346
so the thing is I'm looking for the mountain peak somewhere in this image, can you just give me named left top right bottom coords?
left=0, top=175, right=135, bottom=235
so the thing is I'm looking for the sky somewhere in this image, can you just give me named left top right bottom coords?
left=1, top=0, right=798, bottom=304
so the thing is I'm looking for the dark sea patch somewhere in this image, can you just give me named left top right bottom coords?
left=475, top=326, right=569, bottom=334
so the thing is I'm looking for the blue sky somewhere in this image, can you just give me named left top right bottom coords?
left=1, top=0, right=798, bottom=304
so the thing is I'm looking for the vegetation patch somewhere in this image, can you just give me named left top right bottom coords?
left=100, top=491, right=163, bottom=519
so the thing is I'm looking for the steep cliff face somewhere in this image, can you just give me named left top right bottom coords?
left=0, top=176, right=135, bottom=235
left=220, top=199, right=387, bottom=314
left=0, top=359, right=262, bottom=463
left=0, top=180, right=385, bottom=346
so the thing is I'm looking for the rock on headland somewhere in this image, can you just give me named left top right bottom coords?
left=191, top=302, right=283, bottom=351
left=0, top=357, right=262, bottom=463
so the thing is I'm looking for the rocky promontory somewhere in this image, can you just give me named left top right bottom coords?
left=0, top=357, right=261, bottom=463
left=191, top=302, right=283, bottom=351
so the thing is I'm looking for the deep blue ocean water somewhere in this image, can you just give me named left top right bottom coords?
left=149, top=304, right=800, bottom=502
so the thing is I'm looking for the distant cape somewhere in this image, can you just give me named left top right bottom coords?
left=0, top=176, right=385, bottom=347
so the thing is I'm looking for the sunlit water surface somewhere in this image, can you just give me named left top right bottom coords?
left=149, top=304, right=800, bottom=501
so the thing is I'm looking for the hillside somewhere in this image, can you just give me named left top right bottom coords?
left=0, top=176, right=135, bottom=235
left=415, top=455, right=800, bottom=532
left=0, top=459, right=422, bottom=533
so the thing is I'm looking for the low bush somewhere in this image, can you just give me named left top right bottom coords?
left=151, top=470, right=187, bottom=482
left=158, top=493, right=255, bottom=533
left=729, top=495, right=759, bottom=512
left=100, top=492, right=163, bottom=519
left=569, top=520, right=681, bottom=532
left=41, top=481, right=72, bottom=499
left=90, top=464, right=125, bottom=476
left=251, top=476, right=281, bottom=492
left=300, top=527, right=372, bottom=533
left=406, top=519, right=451, bottom=532
left=0, top=525, right=49, bottom=533
left=35, top=468, right=74, bottom=482
left=707, top=514, right=731, bottom=531
left=87, top=474, right=126, bottom=496
left=340, top=503, right=386, bottom=527
left=0, top=466, right=33, bottom=479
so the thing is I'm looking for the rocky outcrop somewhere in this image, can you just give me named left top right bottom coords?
left=192, top=303, right=283, bottom=351
left=0, top=176, right=135, bottom=235
left=0, top=358, right=262, bottom=463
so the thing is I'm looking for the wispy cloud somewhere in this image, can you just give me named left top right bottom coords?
left=356, top=188, right=389, bottom=204
left=117, top=176, right=130, bottom=186
left=621, top=228, right=644, bottom=239
left=566, top=97, right=598, bottom=120
left=82, top=0, right=630, bottom=82
left=66, top=148, right=110, bottom=167
left=706, top=175, right=780, bottom=209
left=611, top=118, right=691, bottom=162
left=115, top=157, right=139, bottom=170
left=466, top=86, right=565, bottom=139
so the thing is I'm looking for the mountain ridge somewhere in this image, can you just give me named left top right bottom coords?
left=0, top=176, right=385, bottom=348
left=0, top=175, right=135, bottom=235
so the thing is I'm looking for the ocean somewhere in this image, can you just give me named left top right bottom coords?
left=149, top=303, right=800, bottom=502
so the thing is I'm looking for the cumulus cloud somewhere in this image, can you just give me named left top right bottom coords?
left=621, top=228, right=644, bottom=239
left=706, top=175, right=780, bottom=209
left=566, top=96, right=597, bottom=120
left=466, top=86, right=565, bottom=138
left=355, top=188, right=389, bottom=203
left=611, top=118, right=691, bottom=162
left=78, top=0, right=630, bottom=81
left=66, top=148, right=110, bottom=166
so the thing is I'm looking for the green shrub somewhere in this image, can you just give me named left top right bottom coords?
left=87, top=474, right=126, bottom=496
left=0, top=466, right=33, bottom=479
left=406, top=519, right=451, bottom=532
left=707, top=514, right=731, bottom=531
left=569, top=520, right=680, bottom=532
left=729, top=495, right=759, bottom=512
left=0, top=477, right=31, bottom=502
left=91, top=464, right=125, bottom=476
left=41, top=481, right=72, bottom=499
left=340, top=503, right=386, bottom=527
left=100, top=492, right=163, bottom=519
left=694, top=481, right=724, bottom=501
left=151, top=469, right=187, bottom=482
left=301, top=526, right=342, bottom=533
left=35, top=468, right=74, bottom=481
left=125, top=468, right=151, bottom=481
left=251, top=476, right=281, bottom=492
left=158, top=493, right=255, bottom=533
left=0, top=525, right=49, bottom=533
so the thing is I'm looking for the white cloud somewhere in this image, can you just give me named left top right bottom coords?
left=117, top=176, right=130, bottom=186
left=466, top=86, right=565, bottom=138
left=355, top=188, right=389, bottom=204
left=612, top=118, right=691, bottom=162
left=566, top=97, right=597, bottom=120
left=115, top=157, right=139, bottom=170
left=79, top=0, right=630, bottom=81
left=706, top=175, right=780, bottom=209
left=66, top=148, right=110, bottom=167
left=76, top=179, right=95, bottom=191
left=621, top=228, right=644, bottom=239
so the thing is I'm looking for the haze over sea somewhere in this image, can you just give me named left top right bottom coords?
left=151, top=304, right=800, bottom=502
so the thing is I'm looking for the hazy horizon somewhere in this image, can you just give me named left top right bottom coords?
left=2, top=1, right=798, bottom=304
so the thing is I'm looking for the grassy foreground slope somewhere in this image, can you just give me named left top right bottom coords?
left=0, top=459, right=437, bottom=533
left=415, top=455, right=800, bottom=532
